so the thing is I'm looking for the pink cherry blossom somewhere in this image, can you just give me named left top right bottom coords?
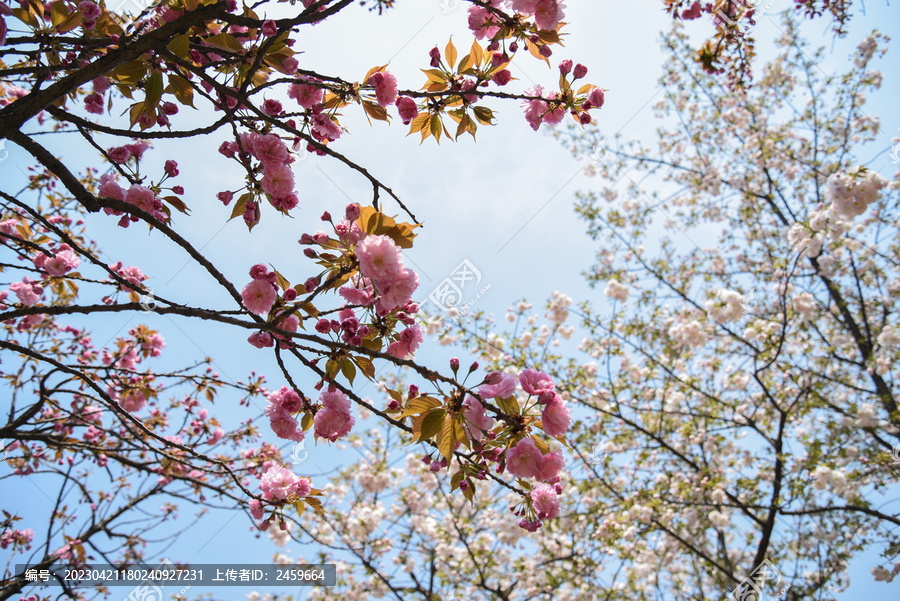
left=522, top=85, right=548, bottom=131
left=266, top=403, right=303, bottom=442
left=241, top=279, right=277, bottom=315
left=125, top=185, right=157, bottom=213
left=9, top=280, right=43, bottom=306
left=468, top=0, right=502, bottom=39
left=463, top=395, right=494, bottom=441
left=339, top=276, right=375, bottom=306
left=261, top=163, right=295, bottom=199
left=396, top=97, right=419, bottom=124
left=269, top=386, right=304, bottom=413
left=536, top=448, right=564, bottom=482
left=356, top=234, right=403, bottom=282
left=251, top=133, right=290, bottom=168
left=534, top=0, right=565, bottom=31
left=377, top=267, right=419, bottom=311
left=259, top=465, right=300, bottom=500
left=519, top=368, right=554, bottom=395
left=248, top=331, right=275, bottom=348
left=249, top=498, right=264, bottom=520
left=40, top=244, right=80, bottom=276
left=531, top=482, right=560, bottom=519
left=84, top=93, right=104, bottom=114
left=505, top=437, right=543, bottom=479
left=314, top=388, right=354, bottom=441
left=107, top=146, right=130, bottom=163
left=310, top=112, right=342, bottom=141
left=288, top=76, right=324, bottom=109
left=371, top=71, right=398, bottom=108
left=509, top=0, right=541, bottom=14
left=479, top=371, right=517, bottom=398
left=541, top=397, right=571, bottom=437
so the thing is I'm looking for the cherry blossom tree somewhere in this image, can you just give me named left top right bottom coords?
left=255, top=17, right=900, bottom=601
left=666, top=0, right=862, bottom=87
left=1, top=0, right=604, bottom=598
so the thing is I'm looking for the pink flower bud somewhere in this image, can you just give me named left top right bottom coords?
left=573, top=63, right=588, bottom=79
left=492, top=70, right=511, bottom=86
left=345, top=203, right=361, bottom=221
left=558, top=59, right=573, bottom=75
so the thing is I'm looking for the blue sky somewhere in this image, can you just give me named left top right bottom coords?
left=3, top=0, right=900, bottom=599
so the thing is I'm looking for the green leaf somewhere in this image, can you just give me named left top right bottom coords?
left=167, top=34, right=190, bottom=59
left=205, top=33, right=243, bottom=53
left=400, top=396, right=443, bottom=419
left=340, top=359, right=356, bottom=385
left=145, top=72, right=164, bottom=110
left=166, top=75, right=195, bottom=107
left=111, top=61, right=147, bottom=85
left=417, top=409, right=446, bottom=442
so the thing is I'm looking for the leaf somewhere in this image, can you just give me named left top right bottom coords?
left=300, top=413, right=314, bottom=432
left=470, top=39, right=484, bottom=66
left=304, top=496, right=326, bottom=518
left=435, top=415, right=455, bottom=463
left=531, top=435, right=550, bottom=455
left=325, top=358, right=340, bottom=379
left=457, top=53, right=474, bottom=74
left=444, top=38, right=457, bottom=67
left=167, top=34, right=190, bottom=59
left=400, top=396, right=443, bottom=419
left=363, top=64, right=388, bottom=85
left=450, top=471, right=464, bottom=492
left=526, top=40, right=551, bottom=66
left=128, top=102, right=145, bottom=129
left=455, top=115, right=470, bottom=140
left=362, top=100, right=389, bottom=123
left=57, top=8, right=83, bottom=33
left=144, top=72, right=164, bottom=110
left=111, top=61, right=147, bottom=85
left=12, top=7, right=39, bottom=27
left=462, top=479, right=475, bottom=502
left=472, top=106, right=494, bottom=125
left=162, top=195, right=190, bottom=214
left=272, top=269, right=290, bottom=291
left=205, top=33, right=243, bottom=53
left=354, top=356, right=375, bottom=380
left=577, top=83, right=594, bottom=95
left=496, top=395, right=519, bottom=416
left=430, top=114, right=442, bottom=143
left=340, top=359, right=356, bottom=385
left=229, top=193, right=252, bottom=221
left=382, top=223, right=419, bottom=249
left=408, top=112, right=430, bottom=135
left=417, top=409, right=446, bottom=443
